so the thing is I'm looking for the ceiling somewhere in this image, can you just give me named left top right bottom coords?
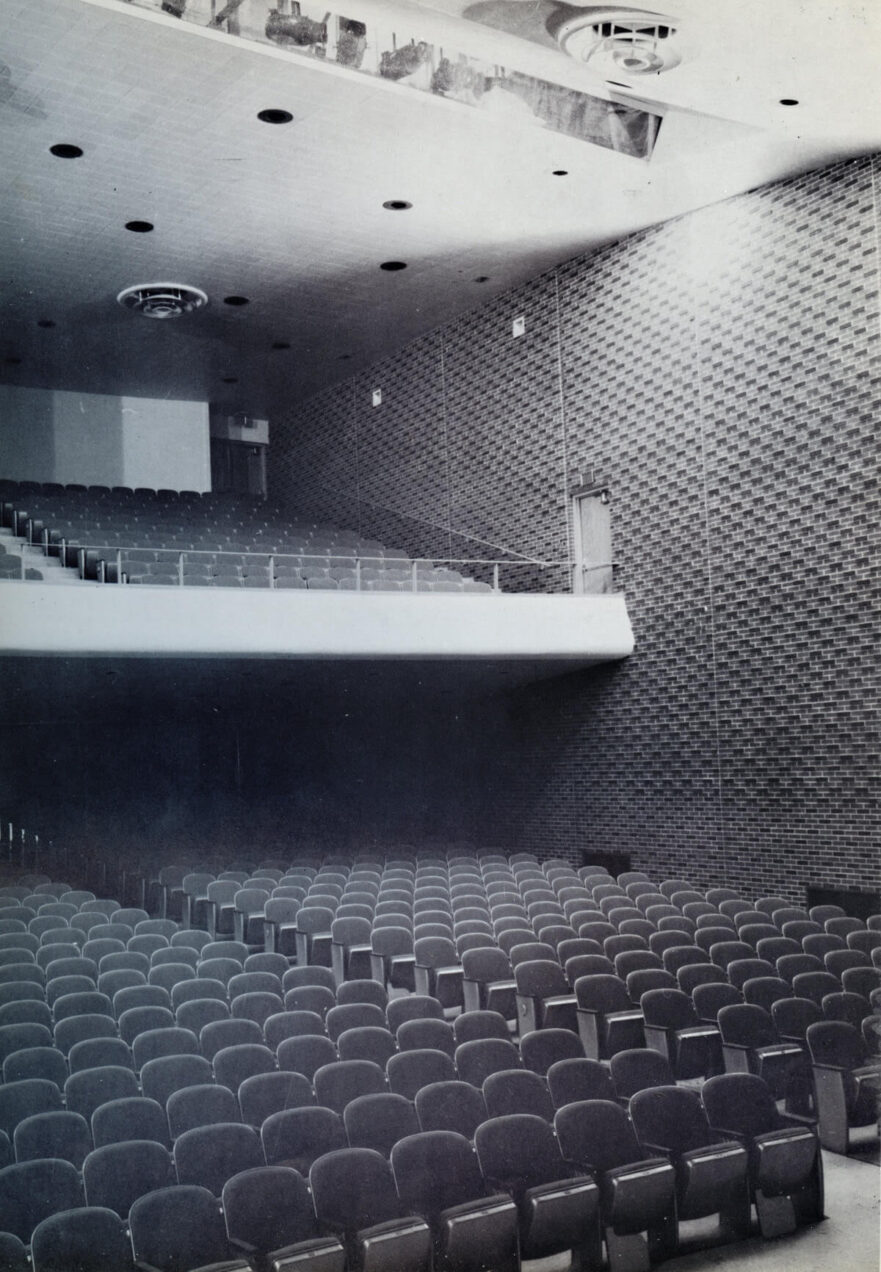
left=0, top=0, right=878, bottom=415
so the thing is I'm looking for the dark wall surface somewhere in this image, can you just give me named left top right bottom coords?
left=271, top=155, right=880, bottom=899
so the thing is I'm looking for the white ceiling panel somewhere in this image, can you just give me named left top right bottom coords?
left=0, top=0, right=877, bottom=413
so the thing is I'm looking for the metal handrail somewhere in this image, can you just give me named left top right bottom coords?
left=4, top=525, right=622, bottom=593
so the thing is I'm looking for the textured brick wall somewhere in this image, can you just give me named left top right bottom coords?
left=270, top=155, right=880, bottom=901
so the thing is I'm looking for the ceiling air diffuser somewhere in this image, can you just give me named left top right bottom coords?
left=116, top=282, right=208, bottom=318
left=553, top=8, right=686, bottom=74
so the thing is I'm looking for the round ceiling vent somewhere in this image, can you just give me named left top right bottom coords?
left=116, top=282, right=208, bottom=319
left=554, top=8, right=686, bottom=75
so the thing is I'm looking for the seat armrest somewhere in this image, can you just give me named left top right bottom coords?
left=636, top=1140, right=674, bottom=1160
left=229, top=1235, right=259, bottom=1256
left=811, top=1060, right=855, bottom=1074
left=778, top=1110, right=818, bottom=1128
left=703, top=1124, right=748, bottom=1144
left=270, top=1235, right=346, bottom=1272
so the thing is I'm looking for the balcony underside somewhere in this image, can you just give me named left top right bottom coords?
left=1, top=582, right=633, bottom=673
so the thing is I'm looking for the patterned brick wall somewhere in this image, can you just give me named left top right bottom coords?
left=269, top=155, right=880, bottom=901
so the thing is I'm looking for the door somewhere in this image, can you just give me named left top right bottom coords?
left=573, top=492, right=613, bottom=594
left=210, top=439, right=266, bottom=496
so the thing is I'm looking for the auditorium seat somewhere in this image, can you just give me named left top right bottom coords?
left=213, top=1041, right=276, bottom=1092
left=221, top=1165, right=346, bottom=1272
left=546, top=1057, right=616, bottom=1109
left=173, top=1121, right=264, bottom=1196
left=575, top=975, right=644, bottom=1060
left=0, top=1079, right=63, bottom=1138
left=262, top=1106, right=347, bottom=1173
left=3, top=1045, right=68, bottom=1087
left=475, top=1112, right=601, bottom=1268
left=314, top=1059, right=386, bottom=1114
left=514, top=959, right=577, bottom=1034
left=90, top=1096, right=169, bottom=1148
left=702, top=1073, right=824, bottom=1235
left=238, top=1071, right=315, bottom=1126
left=29, top=1206, right=134, bottom=1272
left=82, top=1139, right=174, bottom=1216
left=64, top=1066, right=139, bottom=1122
left=483, top=1068, right=555, bottom=1121
left=129, top=1184, right=251, bottom=1272
left=554, top=1098, right=677, bottom=1271
left=309, top=1147, right=432, bottom=1272
left=343, top=1091, right=421, bottom=1157
left=609, top=1048, right=676, bottom=1103
left=13, top=1110, right=91, bottom=1169
left=629, top=1087, right=750, bottom=1241
left=166, top=1084, right=241, bottom=1139
left=0, top=1157, right=84, bottom=1243
left=741, top=976, right=793, bottom=1014
left=277, top=1035, right=337, bottom=1081
left=455, top=1038, right=521, bottom=1087
left=806, top=1020, right=881, bottom=1153
left=140, top=1052, right=213, bottom=1105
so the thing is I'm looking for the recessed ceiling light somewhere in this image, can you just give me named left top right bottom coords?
left=50, top=143, right=83, bottom=159
left=257, top=109, right=293, bottom=124
left=379, top=261, right=407, bottom=272
left=383, top=200, right=412, bottom=211
left=223, top=295, right=250, bottom=306
left=221, top=376, right=238, bottom=384
left=271, top=341, right=291, bottom=350
left=37, top=319, right=55, bottom=329
left=552, top=170, right=568, bottom=176
left=779, top=98, right=799, bottom=106
left=474, top=276, right=490, bottom=283
left=125, top=220, right=154, bottom=233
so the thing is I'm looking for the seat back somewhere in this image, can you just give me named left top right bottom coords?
left=173, top=1121, right=264, bottom=1195
left=483, top=1069, right=554, bottom=1120
left=30, top=1206, right=132, bottom=1272
left=82, top=1139, right=175, bottom=1215
left=139, top=1053, right=213, bottom=1105
left=129, top=1184, right=232, bottom=1271
left=261, top=1105, right=347, bottom=1172
left=807, top=1020, right=868, bottom=1069
left=629, top=1085, right=711, bottom=1154
left=546, top=1057, right=616, bottom=1107
left=555, top=1097, right=644, bottom=1171
left=609, top=1048, right=676, bottom=1100
left=313, top=1059, right=386, bottom=1113
left=475, top=1112, right=568, bottom=1196
left=0, top=1158, right=84, bottom=1241
left=414, top=1079, right=487, bottom=1137
left=391, top=1129, right=486, bottom=1216
left=222, top=1165, right=322, bottom=1257
left=640, top=988, right=697, bottom=1029
left=702, top=1072, right=782, bottom=1139
left=90, top=1096, right=169, bottom=1148
left=344, top=1092, right=421, bottom=1156
left=455, top=1038, right=520, bottom=1087
left=310, top=1146, right=403, bottom=1231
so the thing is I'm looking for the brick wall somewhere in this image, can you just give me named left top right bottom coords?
left=269, top=155, right=880, bottom=901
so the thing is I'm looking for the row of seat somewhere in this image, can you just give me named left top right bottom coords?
left=0, top=482, right=495, bottom=591
left=0, top=1070, right=825, bottom=1272
left=0, top=864, right=861, bottom=1270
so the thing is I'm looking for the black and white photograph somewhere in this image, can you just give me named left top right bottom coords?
left=0, top=0, right=878, bottom=1269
